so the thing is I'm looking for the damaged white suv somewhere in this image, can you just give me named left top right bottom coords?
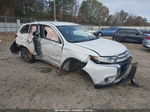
left=10, top=21, right=137, bottom=88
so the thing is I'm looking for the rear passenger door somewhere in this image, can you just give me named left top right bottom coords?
left=40, top=25, right=63, bottom=67
left=26, top=24, right=39, bottom=53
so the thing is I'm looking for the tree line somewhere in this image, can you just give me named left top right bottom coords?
left=0, top=0, right=149, bottom=26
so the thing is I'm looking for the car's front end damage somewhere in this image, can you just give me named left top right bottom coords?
left=10, top=22, right=138, bottom=88
left=82, top=50, right=137, bottom=88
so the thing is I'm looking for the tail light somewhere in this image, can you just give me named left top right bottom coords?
left=146, top=37, right=150, bottom=40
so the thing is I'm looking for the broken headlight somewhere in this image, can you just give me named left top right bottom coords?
left=90, top=50, right=132, bottom=64
left=90, top=56, right=117, bottom=64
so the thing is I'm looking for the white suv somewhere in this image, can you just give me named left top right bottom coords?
left=10, top=21, right=137, bottom=88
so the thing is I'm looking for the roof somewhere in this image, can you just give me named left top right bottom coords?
left=27, top=21, right=78, bottom=26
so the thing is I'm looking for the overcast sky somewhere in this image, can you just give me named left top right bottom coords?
left=79, top=0, right=150, bottom=22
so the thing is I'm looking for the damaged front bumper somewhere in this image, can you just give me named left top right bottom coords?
left=83, top=58, right=137, bottom=88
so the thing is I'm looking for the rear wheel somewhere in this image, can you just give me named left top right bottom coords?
left=20, top=47, right=34, bottom=63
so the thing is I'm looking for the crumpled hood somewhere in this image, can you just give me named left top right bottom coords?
left=74, top=38, right=127, bottom=56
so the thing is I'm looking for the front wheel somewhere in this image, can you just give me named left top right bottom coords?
left=98, top=32, right=103, bottom=36
left=20, top=47, right=34, bottom=63
left=114, top=36, right=121, bottom=42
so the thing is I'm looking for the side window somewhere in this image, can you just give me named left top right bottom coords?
left=118, top=30, right=123, bottom=33
left=29, top=25, right=37, bottom=34
left=128, top=30, right=137, bottom=34
left=118, top=30, right=127, bottom=33
left=110, top=28, right=115, bottom=30
left=20, top=25, right=29, bottom=34
left=44, top=26, right=60, bottom=43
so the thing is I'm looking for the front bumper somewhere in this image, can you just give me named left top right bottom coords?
left=83, top=59, right=137, bottom=88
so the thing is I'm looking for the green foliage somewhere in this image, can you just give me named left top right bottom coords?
left=55, top=0, right=75, bottom=21
left=0, top=0, right=47, bottom=19
left=14, top=0, right=45, bottom=18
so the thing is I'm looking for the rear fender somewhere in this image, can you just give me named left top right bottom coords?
left=10, top=41, right=20, bottom=54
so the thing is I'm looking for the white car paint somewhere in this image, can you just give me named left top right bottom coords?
left=14, top=21, right=135, bottom=87
left=83, top=59, right=118, bottom=84
left=74, top=38, right=127, bottom=56
left=40, top=38, right=63, bottom=67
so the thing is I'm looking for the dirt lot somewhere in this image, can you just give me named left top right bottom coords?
left=0, top=33, right=150, bottom=109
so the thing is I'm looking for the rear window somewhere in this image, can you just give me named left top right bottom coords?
left=118, top=29, right=137, bottom=34
left=20, top=25, right=29, bottom=33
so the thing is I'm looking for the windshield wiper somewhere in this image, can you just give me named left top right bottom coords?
left=72, top=40, right=83, bottom=43
left=73, top=40, right=89, bottom=43
left=72, top=38, right=98, bottom=43
left=89, top=38, right=98, bottom=41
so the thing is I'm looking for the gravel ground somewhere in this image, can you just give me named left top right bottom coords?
left=0, top=36, right=150, bottom=109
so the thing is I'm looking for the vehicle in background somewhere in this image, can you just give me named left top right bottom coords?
left=10, top=21, right=137, bottom=88
left=140, top=29, right=150, bottom=34
left=143, top=35, right=150, bottom=48
left=87, top=30, right=97, bottom=36
left=95, top=26, right=119, bottom=36
left=113, top=28, right=146, bottom=44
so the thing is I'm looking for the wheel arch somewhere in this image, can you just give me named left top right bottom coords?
left=20, top=46, right=34, bottom=63
left=10, top=41, right=31, bottom=55
left=60, top=57, right=86, bottom=72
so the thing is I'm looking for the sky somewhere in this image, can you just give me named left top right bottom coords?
left=79, top=0, right=150, bottom=22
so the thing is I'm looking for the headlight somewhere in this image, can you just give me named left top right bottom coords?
left=90, top=56, right=117, bottom=64
left=91, top=50, right=132, bottom=64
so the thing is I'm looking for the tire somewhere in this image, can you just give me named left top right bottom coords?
left=61, top=58, right=85, bottom=72
left=20, top=47, right=34, bottom=63
left=69, top=60, right=82, bottom=71
left=114, top=36, right=121, bottom=42
left=98, top=32, right=103, bottom=36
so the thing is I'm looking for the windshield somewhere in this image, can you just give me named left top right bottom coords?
left=138, top=30, right=144, bottom=34
left=57, top=25, right=98, bottom=43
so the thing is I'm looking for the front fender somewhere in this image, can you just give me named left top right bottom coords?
left=60, top=43, right=99, bottom=67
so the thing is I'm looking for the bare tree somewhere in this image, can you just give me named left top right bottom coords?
left=78, top=0, right=109, bottom=25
